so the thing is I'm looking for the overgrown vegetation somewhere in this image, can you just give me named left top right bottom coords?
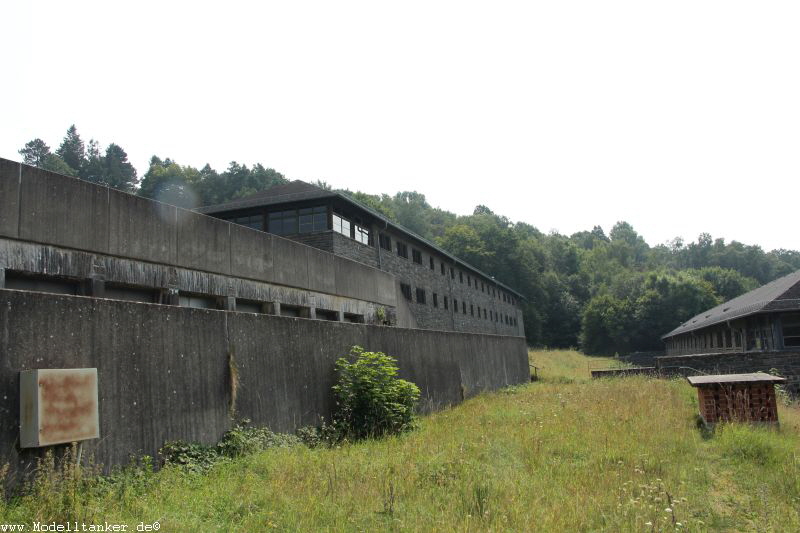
left=329, top=346, right=421, bottom=441
left=3, top=350, right=799, bottom=531
left=19, top=126, right=800, bottom=353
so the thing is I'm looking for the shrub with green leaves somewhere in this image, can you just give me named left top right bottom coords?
left=332, top=346, right=421, bottom=440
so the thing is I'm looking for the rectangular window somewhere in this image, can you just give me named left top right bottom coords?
left=232, top=214, right=264, bottom=231
left=450, top=267, right=455, bottom=279
left=470, top=304, right=474, bottom=316
left=481, top=282, right=485, bottom=292
left=354, top=224, right=370, bottom=245
left=5, top=272, right=79, bottom=296
left=429, top=257, right=435, bottom=270
left=782, top=313, right=800, bottom=347
left=332, top=213, right=351, bottom=238
left=416, top=288, right=426, bottom=304
left=179, top=292, right=218, bottom=310
left=105, top=284, right=159, bottom=304
left=400, top=283, right=412, bottom=300
left=379, top=233, right=392, bottom=251
left=412, top=249, right=422, bottom=264
left=397, top=242, right=408, bottom=259
left=454, top=299, right=458, bottom=312
left=433, top=293, right=438, bottom=308
left=268, top=210, right=297, bottom=235
left=236, top=299, right=264, bottom=314
left=344, top=313, right=364, bottom=323
left=298, top=206, right=327, bottom=233
left=444, top=296, right=449, bottom=310
left=483, top=308, right=487, bottom=319
left=467, top=276, right=471, bottom=287
left=459, top=271, right=463, bottom=283
left=462, top=301, right=466, bottom=314
left=441, top=263, right=445, bottom=275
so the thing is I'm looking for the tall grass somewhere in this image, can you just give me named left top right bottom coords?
left=2, top=350, right=799, bottom=531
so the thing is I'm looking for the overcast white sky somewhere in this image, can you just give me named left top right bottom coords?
left=2, top=1, right=798, bottom=251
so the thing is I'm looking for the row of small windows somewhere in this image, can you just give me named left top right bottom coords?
left=382, top=232, right=516, bottom=306
left=229, top=207, right=373, bottom=247
left=3, top=271, right=366, bottom=323
left=269, top=206, right=328, bottom=235
left=228, top=212, right=517, bottom=305
left=399, top=283, right=518, bottom=327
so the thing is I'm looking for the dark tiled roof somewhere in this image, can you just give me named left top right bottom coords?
left=662, top=270, right=800, bottom=339
left=196, top=180, right=526, bottom=299
left=196, top=181, right=337, bottom=213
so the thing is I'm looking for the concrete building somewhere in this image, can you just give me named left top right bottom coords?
left=662, top=270, right=800, bottom=356
left=197, top=180, right=525, bottom=337
left=0, top=157, right=529, bottom=477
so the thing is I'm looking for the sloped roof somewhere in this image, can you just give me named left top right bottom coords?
left=196, top=181, right=526, bottom=299
left=662, top=269, right=800, bottom=339
left=196, top=181, right=337, bottom=213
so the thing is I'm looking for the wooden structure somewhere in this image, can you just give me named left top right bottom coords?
left=687, top=373, right=786, bottom=425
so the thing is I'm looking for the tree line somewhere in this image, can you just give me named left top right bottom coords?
left=19, top=126, right=800, bottom=354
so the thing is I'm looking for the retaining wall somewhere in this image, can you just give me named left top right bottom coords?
left=0, top=289, right=529, bottom=480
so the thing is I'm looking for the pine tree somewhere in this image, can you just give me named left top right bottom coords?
left=56, top=125, right=86, bottom=175
left=102, top=143, right=138, bottom=192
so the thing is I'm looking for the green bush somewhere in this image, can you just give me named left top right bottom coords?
left=331, top=346, right=421, bottom=440
left=160, top=420, right=300, bottom=471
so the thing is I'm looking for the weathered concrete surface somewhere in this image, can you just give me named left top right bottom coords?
left=0, top=289, right=528, bottom=479
left=230, top=224, right=274, bottom=281
left=272, top=236, right=310, bottom=288
left=176, top=210, right=231, bottom=275
left=109, top=191, right=177, bottom=265
left=306, top=247, right=336, bottom=295
left=0, top=159, right=19, bottom=238
left=0, top=158, right=396, bottom=307
left=19, top=164, right=110, bottom=253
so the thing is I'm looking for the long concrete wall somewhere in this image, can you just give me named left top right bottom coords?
left=0, top=158, right=396, bottom=307
left=656, top=351, right=800, bottom=394
left=0, top=289, right=529, bottom=478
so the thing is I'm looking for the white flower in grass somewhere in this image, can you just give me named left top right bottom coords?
left=664, top=507, right=672, bottom=513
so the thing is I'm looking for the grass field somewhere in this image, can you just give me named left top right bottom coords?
left=3, top=350, right=800, bottom=531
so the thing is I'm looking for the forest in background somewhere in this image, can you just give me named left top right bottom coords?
left=17, top=126, right=800, bottom=353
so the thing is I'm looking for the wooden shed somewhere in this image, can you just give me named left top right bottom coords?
left=687, top=373, right=786, bottom=425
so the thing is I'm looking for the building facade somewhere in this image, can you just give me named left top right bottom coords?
left=198, top=181, right=525, bottom=337
left=662, top=270, right=800, bottom=356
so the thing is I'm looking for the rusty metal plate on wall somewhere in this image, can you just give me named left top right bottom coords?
left=20, top=368, right=100, bottom=448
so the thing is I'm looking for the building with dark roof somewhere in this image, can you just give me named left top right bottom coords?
left=197, top=180, right=525, bottom=336
left=662, top=270, right=800, bottom=355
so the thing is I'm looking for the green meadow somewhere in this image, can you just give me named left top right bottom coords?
left=3, top=350, right=799, bottom=532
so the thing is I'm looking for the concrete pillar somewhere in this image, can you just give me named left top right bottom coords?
left=309, top=307, right=317, bottom=320
left=272, top=301, right=281, bottom=316
left=87, top=277, right=105, bottom=298
left=337, top=309, right=345, bottom=322
left=224, top=296, right=236, bottom=311
left=163, top=288, right=179, bottom=306
left=0, top=267, right=5, bottom=289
